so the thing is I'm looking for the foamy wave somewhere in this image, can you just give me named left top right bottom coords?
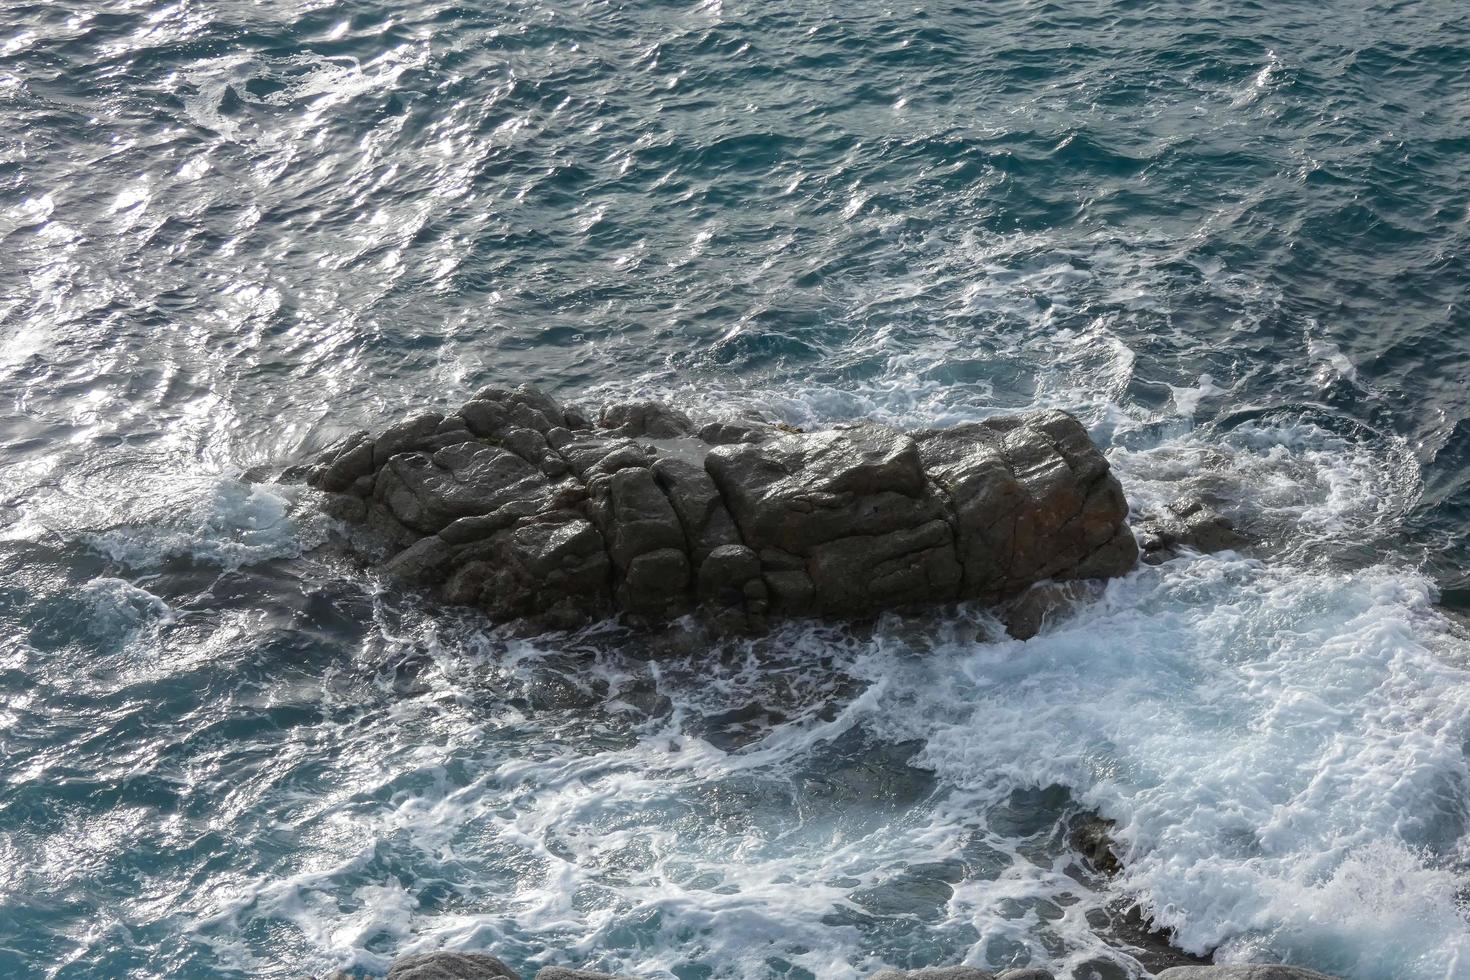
left=26, top=466, right=322, bottom=571
left=200, top=556, right=1470, bottom=979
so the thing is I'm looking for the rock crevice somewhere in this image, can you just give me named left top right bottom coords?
left=300, top=385, right=1138, bottom=632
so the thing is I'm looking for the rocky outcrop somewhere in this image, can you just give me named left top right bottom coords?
left=299, top=385, right=1137, bottom=632
left=385, top=951, right=519, bottom=979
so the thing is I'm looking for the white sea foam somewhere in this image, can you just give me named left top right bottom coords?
left=76, top=576, right=174, bottom=639
left=248, top=553, right=1470, bottom=979
left=29, top=466, right=323, bottom=571
left=194, top=553, right=1469, bottom=979
left=889, top=560, right=1470, bottom=978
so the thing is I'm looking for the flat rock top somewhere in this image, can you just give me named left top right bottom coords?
left=385, top=951, right=519, bottom=980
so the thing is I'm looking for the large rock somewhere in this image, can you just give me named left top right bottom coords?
left=385, top=951, right=520, bottom=980
left=298, top=386, right=1136, bottom=633
left=374, top=442, right=558, bottom=534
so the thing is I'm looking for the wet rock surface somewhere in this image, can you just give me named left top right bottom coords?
left=1134, top=495, right=1248, bottom=563
left=1002, top=579, right=1106, bottom=640
left=298, top=386, right=1137, bottom=632
left=1068, top=813, right=1123, bottom=877
left=384, top=951, right=520, bottom=979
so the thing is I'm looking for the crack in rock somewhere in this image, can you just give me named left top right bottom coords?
left=296, top=385, right=1139, bottom=634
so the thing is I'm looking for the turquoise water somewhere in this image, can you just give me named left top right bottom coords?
left=4, top=1, right=1470, bottom=977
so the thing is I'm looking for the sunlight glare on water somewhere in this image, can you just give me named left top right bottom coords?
left=3, top=0, right=1470, bottom=977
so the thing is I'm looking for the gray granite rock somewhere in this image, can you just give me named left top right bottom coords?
left=915, top=411, right=1135, bottom=595
left=705, top=423, right=959, bottom=616
left=697, top=419, right=772, bottom=445
left=313, top=429, right=375, bottom=492
left=300, top=387, right=1136, bottom=633
left=599, top=399, right=694, bottom=438
left=1070, top=813, right=1122, bottom=876
left=385, top=951, right=520, bottom=980
left=1134, top=494, right=1248, bottom=563
left=534, top=969, right=639, bottom=980
left=372, top=412, right=445, bottom=467
left=1002, top=579, right=1105, bottom=640
left=651, top=456, right=742, bottom=564
left=869, top=968, right=996, bottom=980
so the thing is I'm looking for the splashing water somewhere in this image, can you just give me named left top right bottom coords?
left=3, top=0, right=1470, bottom=978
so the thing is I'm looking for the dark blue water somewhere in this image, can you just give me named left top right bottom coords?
left=4, top=2, right=1470, bottom=977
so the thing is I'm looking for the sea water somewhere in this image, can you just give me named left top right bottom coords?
left=3, top=1, right=1470, bottom=977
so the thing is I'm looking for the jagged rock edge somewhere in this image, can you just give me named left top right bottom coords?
left=296, top=386, right=1139, bottom=633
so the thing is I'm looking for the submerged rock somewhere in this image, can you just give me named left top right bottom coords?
left=1068, top=813, right=1122, bottom=876
left=1155, top=968, right=1339, bottom=980
left=297, top=386, right=1136, bottom=632
left=870, top=968, right=996, bottom=980
left=1134, top=494, right=1247, bottom=563
left=1002, top=579, right=1105, bottom=640
left=385, top=951, right=520, bottom=980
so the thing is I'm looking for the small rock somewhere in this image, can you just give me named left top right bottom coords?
left=313, top=430, right=375, bottom=492
left=1154, top=968, right=1339, bottom=980
left=997, top=970, right=1055, bottom=980
left=385, top=951, right=520, bottom=980
left=462, top=398, right=511, bottom=438
left=321, top=492, right=367, bottom=524
left=1070, top=813, right=1121, bottom=876
left=1068, top=959, right=1128, bottom=980
left=534, top=969, right=639, bottom=980
left=870, top=968, right=996, bottom=980
left=1002, top=580, right=1103, bottom=640
left=563, top=404, right=595, bottom=430
left=373, top=412, right=445, bottom=468
left=384, top=535, right=458, bottom=584
left=697, top=419, right=771, bottom=444
left=1134, top=494, right=1247, bottom=563
left=599, top=399, right=693, bottom=438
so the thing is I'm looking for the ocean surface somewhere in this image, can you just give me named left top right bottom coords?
left=4, top=1, right=1470, bottom=977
